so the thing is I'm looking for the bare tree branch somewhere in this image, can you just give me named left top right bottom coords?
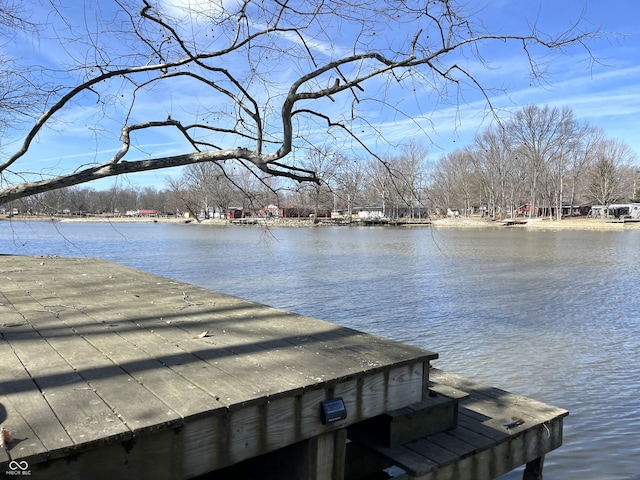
left=0, top=0, right=605, bottom=205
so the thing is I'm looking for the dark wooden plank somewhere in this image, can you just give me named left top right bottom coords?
left=443, top=424, right=498, bottom=450
left=425, top=430, right=478, bottom=457
left=457, top=409, right=509, bottom=442
left=405, top=436, right=460, bottom=465
left=364, top=443, right=438, bottom=477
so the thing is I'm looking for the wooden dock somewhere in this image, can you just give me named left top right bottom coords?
left=0, top=255, right=567, bottom=479
left=348, top=369, right=568, bottom=480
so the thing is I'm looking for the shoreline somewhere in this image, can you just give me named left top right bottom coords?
left=3, top=214, right=640, bottom=231
left=430, top=217, right=640, bottom=230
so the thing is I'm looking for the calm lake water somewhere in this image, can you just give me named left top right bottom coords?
left=2, top=220, right=639, bottom=479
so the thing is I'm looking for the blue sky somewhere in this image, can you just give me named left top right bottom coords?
left=434, top=0, right=640, bottom=151
left=2, top=0, right=639, bottom=191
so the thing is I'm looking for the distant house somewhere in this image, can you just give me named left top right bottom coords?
left=125, top=209, right=158, bottom=217
left=607, top=203, right=640, bottom=219
left=259, top=204, right=282, bottom=217
left=138, top=209, right=158, bottom=217
left=357, top=206, right=385, bottom=220
left=226, top=207, right=242, bottom=219
left=396, top=206, right=429, bottom=218
left=519, top=203, right=588, bottom=218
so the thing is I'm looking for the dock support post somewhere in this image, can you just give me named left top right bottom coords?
left=289, top=428, right=347, bottom=480
left=523, top=456, right=545, bottom=480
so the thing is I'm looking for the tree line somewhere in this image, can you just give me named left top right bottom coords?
left=4, top=105, right=636, bottom=221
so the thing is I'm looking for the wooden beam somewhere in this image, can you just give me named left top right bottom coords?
left=523, top=456, right=544, bottom=480
left=290, top=428, right=348, bottom=480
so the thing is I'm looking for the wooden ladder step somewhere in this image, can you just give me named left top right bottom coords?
left=348, top=387, right=469, bottom=449
left=428, top=380, right=470, bottom=402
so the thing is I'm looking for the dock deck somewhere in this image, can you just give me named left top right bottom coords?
left=1, top=255, right=567, bottom=479
left=0, top=255, right=435, bottom=479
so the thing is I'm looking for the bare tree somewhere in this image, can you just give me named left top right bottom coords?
left=564, top=125, right=604, bottom=212
left=0, top=0, right=601, bottom=204
left=391, top=142, right=430, bottom=218
left=333, top=155, right=366, bottom=221
left=299, top=148, right=339, bottom=218
left=545, top=110, right=583, bottom=219
left=0, top=1, right=42, bottom=133
left=365, top=156, right=394, bottom=217
left=473, top=127, right=512, bottom=220
left=588, top=139, right=637, bottom=209
left=506, top=105, right=576, bottom=218
left=181, top=162, right=230, bottom=218
left=432, top=148, right=476, bottom=216
left=167, top=177, right=200, bottom=220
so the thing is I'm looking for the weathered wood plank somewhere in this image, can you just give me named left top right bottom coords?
left=0, top=391, right=46, bottom=463
left=0, top=339, right=74, bottom=463
left=82, top=310, right=255, bottom=410
left=1, top=290, right=179, bottom=437
left=430, top=369, right=568, bottom=419
left=50, top=261, right=430, bottom=408
left=98, top=284, right=432, bottom=392
left=27, top=427, right=184, bottom=480
left=7, top=274, right=272, bottom=411
left=1, top=327, right=130, bottom=447
left=87, top=283, right=429, bottom=414
left=406, top=436, right=460, bottom=465
left=73, top=331, right=222, bottom=420
left=103, top=272, right=437, bottom=370
left=426, top=431, right=478, bottom=458
left=306, top=428, right=348, bottom=480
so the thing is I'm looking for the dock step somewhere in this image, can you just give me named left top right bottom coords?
left=348, top=386, right=469, bottom=449
left=348, top=369, right=568, bottom=480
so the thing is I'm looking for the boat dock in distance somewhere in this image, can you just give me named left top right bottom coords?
left=1, top=256, right=567, bottom=479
